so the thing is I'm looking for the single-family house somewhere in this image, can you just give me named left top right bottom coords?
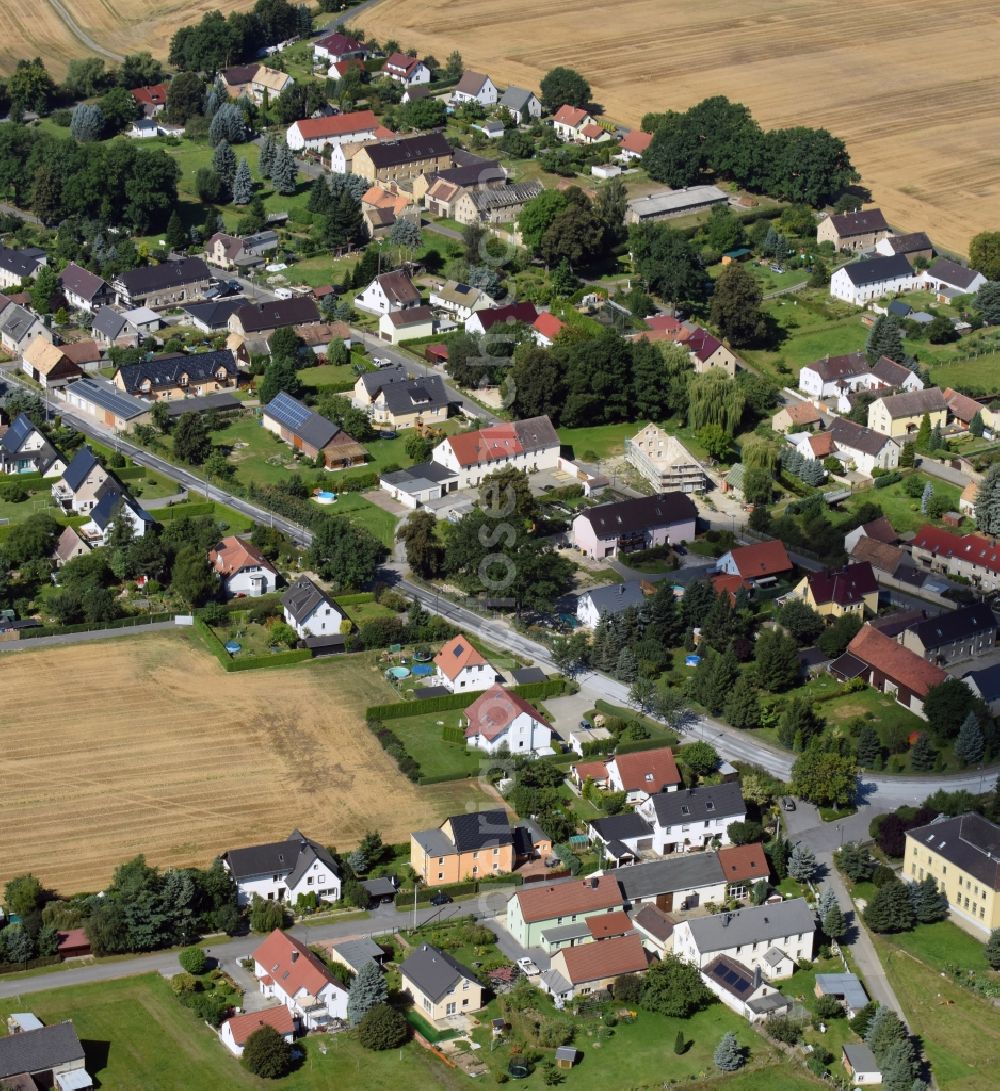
left=0, top=303, right=47, bottom=354
left=910, top=525, right=1000, bottom=591
left=816, top=208, right=892, bottom=252
left=571, top=492, right=698, bottom=560
left=130, top=82, right=168, bottom=116
left=875, top=232, right=933, bottom=264
left=499, top=86, right=542, bottom=123
left=179, top=299, right=245, bottom=335
left=222, top=828, right=341, bottom=906
left=312, top=31, right=369, bottom=63
left=835, top=623, right=948, bottom=719
left=454, top=181, right=543, bottom=226
left=618, top=129, right=653, bottom=160
left=772, top=402, right=822, bottom=433
left=114, top=349, right=239, bottom=400
left=203, top=230, right=279, bottom=270
left=112, top=257, right=213, bottom=308
left=543, top=934, right=650, bottom=1005
left=0, top=1020, right=89, bottom=1089
left=551, top=105, right=595, bottom=141
left=209, top=535, right=279, bottom=598
left=714, top=541, right=793, bottom=586
left=506, top=875, right=625, bottom=948
left=220, top=1007, right=296, bottom=1058
left=868, top=386, right=948, bottom=437
left=843, top=515, right=900, bottom=556
left=576, top=580, right=649, bottom=629
left=253, top=929, right=348, bottom=1028
left=685, top=327, right=738, bottom=376
left=848, top=536, right=907, bottom=580
left=606, top=747, right=682, bottom=803
left=410, top=808, right=515, bottom=886
left=625, top=423, right=708, bottom=493
left=433, top=632, right=499, bottom=692
left=58, top=263, right=113, bottom=313
left=219, top=63, right=259, bottom=98
left=229, top=297, right=320, bottom=339
left=452, top=71, right=498, bottom=107
left=401, top=945, right=484, bottom=1020
left=702, top=954, right=790, bottom=1022
left=249, top=65, right=294, bottom=105
left=282, top=575, right=344, bottom=647
left=0, top=413, right=62, bottom=476
left=355, top=269, right=422, bottom=315
left=378, top=304, right=440, bottom=344
left=829, top=254, right=919, bottom=306
left=430, top=414, right=560, bottom=489
left=429, top=280, right=492, bottom=322
left=631, top=904, right=677, bottom=955
left=532, top=311, right=567, bottom=347
left=285, top=109, right=380, bottom=152
left=921, top=258, right=987, bottom=298
left=962, top=663, right=1000, bottom=717
left=353, top=369, right=449, bottom=429
left=673, top=898, right=817, bottom=979
left=904, top=812, right=1000, bottom=933
left=381, top=52, right=431, bottom=87
left=843, top=1043, right=883, bottom=1086
left=786, top=561, right=879, bottom=617
left=51, top=446, right=114, bottom=513
left=261, top=390, right=365, bottom=469
left=353, top=133, right=453, bottom=184
left=625, top=186, right=728, bottom=224
left=0, top=245, right=46, bottom=289
left=608, top=852, right=727, bottom=913
left=717, top=843, right=771, bottom=901
left=634, top=782, right=746, bottom=855
left=51, top=525, right=90, bottom=567
left=91, top=306, right=140, bottom=348
left=814, top=972, right=869, bottom=1018
left=823, top=418, right=900, bottom=477
left=899, top=603, right=996, bottom=665
left=464, top=300, right=539, bottom=337
left=79, top=489, right=153, bottom=545
left=463, top=685, right=553, bottom=756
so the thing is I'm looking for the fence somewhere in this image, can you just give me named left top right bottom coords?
left=365, top=677, right=572, bottom=721
left=19, top=612, right=174, bottom=639
left=193, top=617, right=312, bottom=672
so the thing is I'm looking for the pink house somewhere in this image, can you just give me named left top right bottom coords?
left=571, top=492, right=697, bottom=560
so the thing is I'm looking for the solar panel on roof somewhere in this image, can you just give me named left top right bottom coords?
left=267, top=391, right=313, bottom=428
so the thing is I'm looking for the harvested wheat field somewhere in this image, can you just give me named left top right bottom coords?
left=361, top=0, right=1000, bottom=253
left=0, top=632, right=492, bottom=894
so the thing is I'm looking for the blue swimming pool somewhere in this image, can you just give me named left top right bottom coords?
left=411, top=664, right=433, bottom=677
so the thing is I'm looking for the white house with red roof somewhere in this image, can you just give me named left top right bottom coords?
left=607, top=747, right=681, bottom=803
left=381, top=52, right=431, bottom=87
left=618, top=130, right=652, bottom=160
left=430, top=415, right=560, bottom=489
left=552, top=105, right=597, bottom=141
left=285, top=109, right=380, bottom=152
left=208, top=535, right=280, bottom=598
left=253, top=930, right=348, bottom=1029
left=312, top=31, right=369, bottom=64
left=532, top=312, right=567, bottom=347
left=221, top=1006, right=296, bottom=1057
left=433, top=633, right=499, bottom=692
left=131, top=83, right=168, bottom=117
left=463, top=684, right=554, bottom=756
left=714, top=541, right=793, bottom=586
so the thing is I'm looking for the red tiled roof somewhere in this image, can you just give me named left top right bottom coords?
left=434, top=633, right=487, bottom=680
left=943, top=386, right=983, bottom=423
left=806, top=561, right=878, bottom=606
left=610, top=746, right=681, bottom=792
left=728, top=540, right=793, bottom=579
left=555, top=933, right=648, bottom=984
left=209, top=535, right=278, bottom=579
left=472, top=302, right=539, bottom=331
left=711, top=573, right=749, bottom=604
left=445, top=423, right=524, bottom=468
left=315, top=31, right=365, bottom=54
left=911, top=525, right=1000, bottom=575
left=573, top=759, right=609, bottom=784
left=56, top=928, right=90, bottom=952
left=847, top=624, right=948, bottom=698
left=619, top=130, right=652, bottom=155
left=808, top=432, right=834, bottom=458
left=644, top=314, right=685, bottom=335
left=515, top=875, right=623, bottom=924
left=131, top=83, right=168, bottom=107
left=580, top=123, right=605, bottom=139
left=553, top=105, right=589, bottom=127
left=291, top=109, right=378, bottom=141
left=384, top=52, right=421, bottom=74
left=782, top=401, right=821, bottom=425
left=532, top=312, right=566, bottom=340
left=717, top=843, right=769, bottom=883
left=224, top=1006, right=295, bottom=1046
left=253, top=930, right=341, bottom=1001
left=587, top=910, right=634, bottom=939
left=464, top=684, right=549, bottom=741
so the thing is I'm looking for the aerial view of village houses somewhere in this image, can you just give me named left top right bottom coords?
left=1, top=0, right=1000, bottom=1087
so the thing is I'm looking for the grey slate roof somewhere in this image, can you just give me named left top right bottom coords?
left=331, top=937, right=383, bottom=972
left=0, top=1022, right=85, bottom=1080
left=377, top=375, right=449, bottom=415
left=908, top=603, right=997, bottom=649
left=844, top=1043, right=881, bottom=1075
left=609, top=852, right=725, bottom=902
left=61, top=446, right=100, bottom=492
left=0, top=304, right=41, bottom=344
left=92, top=307, right=130, bottom=340
left=683, top=898, right=816, bottom=954
left=88, top=489, right=152, bottom=532
left=882, top=232, right=932, bottom=256
left=116, top=256, right=212, bottom=296
left=499, top=86, right=537, bottom=112
left=631, top=903, right=675, bottom=941
left=541, top=920, right=592, bottom=944
left=116, top=349, right=237, bottom=395
left=645, top=782, right=745, bottom=828
left=223, top=829, right=339, bottom=883
left=840, top=253, right=913, bottom=286
left=365, top=133, right=452, bottom=169
left=234, top=296, right=320, bottom=333
left=282, top=575, right=334, bottom=626
left=815, top=972, right=868, bottom=1010
left=0, top=413, right=40, bottom=456
left=926, top=257, right=982, bottom=291
left=411, top=826, right=455, bottom=857
left=0, top=246, right=44, bottom=281
left=582, top=580, right=647, bottom=617
left=828, top=209, right=890, bottom=237
left=906, top=813, right=1000, bottom=891
left=878, top=385, right=948, bottom=418
left=182, top=299, right=245, bottom=330
left=359, top=365, right=408, bottom=397
left=963, top=662, right=1000, bottom=702
left=58, top=262, right=109, bottom=301
left=263, top=391, right=339, bottom=449
left=589, top=812, right=654, bottom=845
left=580, top=492, right=698, bottom=539
left=829, top=417, right=894, bottom=457
left=511, top=667, right=546, bottom=685
left=401, top=944, right=477, bottom=1002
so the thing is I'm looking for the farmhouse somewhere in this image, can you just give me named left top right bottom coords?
left=452, top=71, right=498, bottom=106
left=875, top=231, right=934, bottom=264
left=463, top=684, right=553, bottom=756
left=433, top=633, right=499, bottom=692
left=285, top=109, right=380, bottom=152
left=506, top=875, right=625, bottom=948
left=702, top=954, right=790, bottom=1022
left=410, top=808, right=515, bottom=886
left=834, top=623, right=947, bottom=719
left=381, top=52, right=431, bottom=87
left=312, top=31, right=369, bottom=63
left=223, top=828, right=342, bottom=906
left=209, top=535, right=280, bottom=598
left=112, top=257, right=213, bottom=307
left=499, top=86, right=542, bottom=122
left=715, top=541, right=793, bottom=586
left=401, top=945, right=484, bottom=1020
left=903, top=813, right=1000, bottom=933
left=625, top=423, right=708, bottom=492
left=899, top=603, right=996, bottom=665
left=229, top=297, right=321, bottom=337
left=220, top=1007, right=296, bottom=1058
left=921, top=258, right=987, bottom=298
left=822, top=418, right=900, bottom=477
left=51, top=446, right=115, bottom=513
left=353, top=133, right=453, bottom=183
left=114, top=349, right=239, bottom=400
left=454, top=181, right=543, bottom=226
left=58, top=263, right=113, bottom=313
left=576, top=580, right=648, bottom=629
left=253, top=929, right=348, bottom=1028
left=829, top=254, right=919, bottom=305
left=282, top=575, right=344, bottom=648
left=21, top=337, right=81, bottom=389
left=868, top=386, right=948, bottom=437
left=0, top=413, right=62, bottom=476
left=355, top=269, right=422, bottom=315
left=262, top=391, right=365, bottom=469
left=673, top=898, right=816, bottom=979
left=571, top=492, right=698, bottom=560
left=786, top=561, right=879, bottom=617
left=816, top=208, right=892, bottom=252
left=543, top=934, right=650, bottom=1005
left=634, top=782, right=746, bottom=855
left=626, top=185, right=728, bottom=224
left=0, top=1020, right=89, bottom=1089
left=431, top=415, right=560, bottom=489
left=797, top=350, right=922, bottom=410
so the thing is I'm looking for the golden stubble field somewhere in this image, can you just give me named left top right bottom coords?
left=0, top=633, right=491, bottom=894
left=360, top=0, right=1000, bottom=253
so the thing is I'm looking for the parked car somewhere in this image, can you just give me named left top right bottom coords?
left=782, top=796, right=796, bottom=811
left=430, top=892, right=452, bottom=906
left=517, top=957, right=540, bottom=976
left=578, top=720, right=591, bottom=730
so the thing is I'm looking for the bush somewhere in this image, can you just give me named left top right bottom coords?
left=179, top=946, right=208, bottom=974
left=242, top=1025, right=293, bottom=1079
left=764, top=1015, right=804, bottom=1045
left=815, top=995, right=845, bottom=1020
left=358, top=1003, right=409, bottom=1050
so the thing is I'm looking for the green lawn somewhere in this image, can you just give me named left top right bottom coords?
left=297, top=362, right=365, bottom=393
left=156, top=498, right=256, bottom=534
left=322, top=493, right=398, bottom=547
left=782, top=956, right=860, bottom=1062
left=837, top=474, right=963, bottom=535
left=688, top=1063, right=823, bottom=1089
left=0, top=974, right=466, bottom=1091
left=388, top=709, right=482, bottom=780
left=558, top=421, right=649, bottom=461
left=886, top=919, right=991, bottom=974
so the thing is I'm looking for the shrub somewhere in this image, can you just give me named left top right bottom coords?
left=357, top=1003, right=409, bottom=1050
left=179, top=946, right=208, bottom=974
left=242, top=1025, right=293, bottom=1079
left=764, top=1015, right=803, bottom=1045
left=815, top=995, right=845, bottom=1020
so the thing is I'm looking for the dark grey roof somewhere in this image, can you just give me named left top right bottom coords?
left=235, top=296, right=320, bottom=333
left=92, top=307, right=130, bottom=340
left=883, top=232, right=932, bottom=256
left=0, top=413, right=41, bottom=456
left=925, top=258, right=982, bottom=291
left=163, top=392, right=242, bottom=417
left=512, top=415, right=559, bottom=452
left=0, top=246, right=44, bottom=281
left=378, top=375, right=449, bottom=415
left=116, top=349, right=237, bottom=395
left=829, top=209, right=890, bottom=236
left=906, top=813, right=1000, bottom=891
left=448, top=808, right=513, bottom=852
left=58, top=262, right=109, bottom=301
left=365, top=133, right=452, bottom=169
left=359, top=365, right=408, bottom=397
left=428, top=162, right=507, bottom=189
left=88, top=488, right=152, bottom=531
left=963, top=662, right=1000, bottom=702
left=878, top=386, right=948, bottom=418
left=684, top=898, right=816, bottom=954
left=583, top=581, right=647, bottom=616
left=815, top=972, right=868, bottom=1010
left=361, top=877, right=397, bottom=898
left=829, top=417, right=894, bottom=457
left=401, top=944, right=477, bottom=1002
left=224, top=829, right=338, bottom=883
left=631, top=903, right=675, bottom=941
left=182, top=299, right=245, bottom=330
left=908, top=603, right=996, bottom=649
left=116, top=257, right=212, bottom=296
left=645, top=782, right=745, bottom=828
left=511, top=667, right=546, bottom=685
left=703, top=954, right=761, bottom=1001
left=61, top=445, right=100, bottom=492
left=499, top=86, right=537, bottom=111
left=263, top=391, right=339, bottom=449
left=580, top=492, right=698, bottom=539
left=0, top=305, right=41, bottom=343
left=840, top=253, right=913, bottom=286
left=281, top=575, right=334, bottom=625
left=844, top=1044, right=881, bottom=1075
left=69, top=377, right=149, bottom=420
left=0, top=1023, right=85, bottom=1080
left=589, top=812, right=654, bottom=844
left=609, top=852, right=724, bottom=902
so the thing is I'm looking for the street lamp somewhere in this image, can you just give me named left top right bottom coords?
left=412, top=881, right=420, bottom=931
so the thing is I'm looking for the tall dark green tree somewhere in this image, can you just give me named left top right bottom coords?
left=539, top=66, right=591, bottom=111
left=710, top=264, right=765, bottom=347
left=866, top=314, right=904, bottom=364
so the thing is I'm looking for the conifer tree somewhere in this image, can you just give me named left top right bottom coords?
left=788, top=841, right=817, bottom=882
left=232, top=158, right=253, bottom=205
left=347, top=960, right=389, bottom=1027
left=955, top=710, right=985, bottom=765
left=713, top=1032, right=745, bottom=1072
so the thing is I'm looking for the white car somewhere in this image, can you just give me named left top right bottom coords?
left=373, top=356, right=392, bottom=368
left=517, top=957, right=540, bottom=976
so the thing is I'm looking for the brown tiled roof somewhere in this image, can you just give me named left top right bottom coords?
left=717, top=843, right=769, bottom=883
left=728, top=540, right=793, bottom=579
left=806, top=562, right=878, bottom=606
left=943, top=387, right=983, bottom=423
left=631, top=903, right=675, bottom=942
left=619, top=130, right=652, bottom=155
left=847, top=623, right=948, bottom=698
left=224, top=1006, right=295, bottom=1046
left=209, top=535, right=278, bottom=579
left=587, top=910, right=634, bottom=939
left=859, top=516, right=899, bottom=544
left=849, top=535, right=904, bottom=575
left=434, top=633, right=487, bottom=681
left=555, top=933, right=649, bottom=984
left=877, top=386, right=947, bottom=419
left=782, top=401, right=821, bottom=425
left=808, top=432, right=834, bottom=458
left=514, top=875, right=623, bottom=924
left=291, top=109, right=378, bottom=141
left=610, top=747, right=681, bottom=792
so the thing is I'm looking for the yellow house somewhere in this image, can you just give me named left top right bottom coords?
left=400, top=944, right=484, bottom=1021
left=410, top=808, right=515, bottom=887
left=787, top=561, right=879, bottom=618
left=867, top=387, right=948, bottom=438
left=904, top=813, right=1000, bottom=934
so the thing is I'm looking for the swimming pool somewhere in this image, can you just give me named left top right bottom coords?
left=387, top=666, right=410, bottom=679
left=313, top=491, right=337, bottom=504
left=685, top=655, right=701, bottom=667
left=411, top=664, right=433, bottom=677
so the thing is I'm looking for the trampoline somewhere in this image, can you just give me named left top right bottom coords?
left=411, top=664, right=433, bottom=677
left=225, top=641, right=242, bottom=655
left=413, top=648, right=432, bottom=662
left=387, top=666, right=410, bottom=679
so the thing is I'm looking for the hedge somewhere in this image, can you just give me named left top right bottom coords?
left=441, top=723, right=466, bottom=744
left=336, top=592, right=376, bottom=605
left=0, top=955, right=60, bottom=975
left=365, top=678, right=570, bottom=722
left=874, top=472, right=903, bottom=489
left=194, top=617, right=311, bottom=672
left=196, top=593, right=284, bottom=618
left=20, top=612, right=173, bottom=639
left=157, top=501, right=217, bottom=521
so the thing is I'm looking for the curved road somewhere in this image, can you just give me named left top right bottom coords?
left=46, top=0, right=124, bottom=62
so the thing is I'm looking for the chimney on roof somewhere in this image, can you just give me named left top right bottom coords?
left=291, top=951, right=299, bottom=963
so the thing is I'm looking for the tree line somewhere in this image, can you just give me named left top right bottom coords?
left=169, top=0, right=310, bottom=74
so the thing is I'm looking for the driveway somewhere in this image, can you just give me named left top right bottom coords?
left=482, top=917, right=551, bottom=974
left=544, top=691, right=599, bottom=745
left=226, top=958, right=271, bottom=1012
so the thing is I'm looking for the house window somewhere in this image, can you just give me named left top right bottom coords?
left=423, top=998, right=431, bottom=1013
left=462, top=980, right=469, bottom=990
left=307, top=877, right=313, bottom=885
left=493, top=848, right=499, bottom=855
left=437, top=873, right=444, bottom=880
left=272, top=874, right=279, bottom=882
left=438, top=858, right=444, bottom=865
left=472, top=866, right=478, bottom=875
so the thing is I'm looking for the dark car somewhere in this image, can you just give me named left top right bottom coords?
left=430, top=892, right=452, bottom=906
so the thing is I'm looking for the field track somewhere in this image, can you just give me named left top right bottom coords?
left=0, top=633, right=491, bottom=894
